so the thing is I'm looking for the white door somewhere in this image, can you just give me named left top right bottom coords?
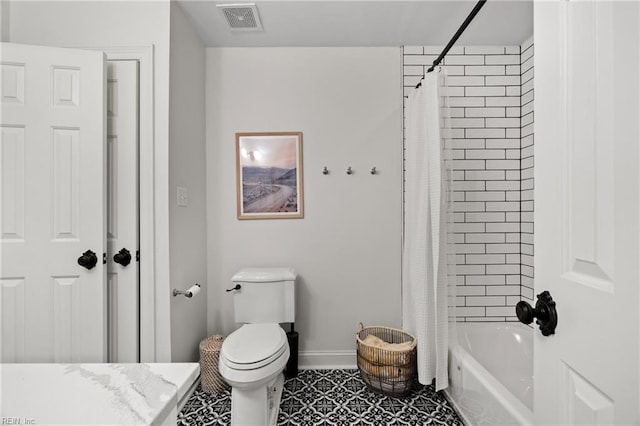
left=534, top=1, right=639, bottom=425
left=106, top=60, right=139, bottom=363
left=0, top=42, right=107, bottom=363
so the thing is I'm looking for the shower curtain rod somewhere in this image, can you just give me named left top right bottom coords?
left=415, top=0, right=487, bottom=89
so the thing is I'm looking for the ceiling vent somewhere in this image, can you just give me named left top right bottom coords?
left=216, top=3, right=263, bottom=32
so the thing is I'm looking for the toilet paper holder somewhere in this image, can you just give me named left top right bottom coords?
left=173, top=283, right=201, bottom=298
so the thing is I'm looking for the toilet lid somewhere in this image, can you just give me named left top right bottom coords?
left=221, top=324, right=287, bottom=369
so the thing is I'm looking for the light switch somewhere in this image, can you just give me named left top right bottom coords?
left=177, top=186, right=188, bottom=207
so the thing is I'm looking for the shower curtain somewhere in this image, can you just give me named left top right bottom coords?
left=402, top=69, right=456, bottom=391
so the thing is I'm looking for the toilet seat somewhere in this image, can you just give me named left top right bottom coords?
left=219, top=323, right=291, bottom=390
left=220, top=324, right=288, bottom=370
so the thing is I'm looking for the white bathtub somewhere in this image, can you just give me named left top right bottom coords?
left=445, top=322, right=533, bottom=426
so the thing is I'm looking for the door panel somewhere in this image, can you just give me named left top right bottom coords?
left=0, top=126, right=25, bottom=240
left=0, top=42, right=106, bottom=363
left=0, top=278, right=25, bottom=362
left=565, top=0, right=614, bottom=293
left=51, top=276, right=82, bottom=361
left=560, top=362, right=614, bottom=425
left=0, top=63, right=25, bottom=105
left=534, top=1, right=639, bottom=424
left=51, top=128, right=80, bottom=240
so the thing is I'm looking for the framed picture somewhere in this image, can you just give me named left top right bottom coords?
left=236, top=132, right=304, bottom=220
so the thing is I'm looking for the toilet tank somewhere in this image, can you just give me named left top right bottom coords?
left=231, top=267, right=296, bottom=324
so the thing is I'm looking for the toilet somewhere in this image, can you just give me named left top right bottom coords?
left=219, top=267, right=296, bottom=426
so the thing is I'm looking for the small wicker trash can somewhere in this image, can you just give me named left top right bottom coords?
left=199, top=335, right=229, bottom=394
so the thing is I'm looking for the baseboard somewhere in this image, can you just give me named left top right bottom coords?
left=298, top=350, right=357, bottom=370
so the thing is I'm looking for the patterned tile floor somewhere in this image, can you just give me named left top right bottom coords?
left=178, top=369, right=463, bottom=425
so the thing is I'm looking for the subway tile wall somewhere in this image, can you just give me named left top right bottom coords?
left=520, top=37, right=534, bottom=308
left=403, top=40, right=534, bottom=322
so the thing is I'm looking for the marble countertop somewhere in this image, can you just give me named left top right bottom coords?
left=0, top=362, right=200, bottom=425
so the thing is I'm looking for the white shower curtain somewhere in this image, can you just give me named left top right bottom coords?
left=402, top=70, right=455, bottom=391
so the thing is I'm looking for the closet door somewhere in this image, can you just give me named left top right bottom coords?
left=106, top=60, right=139, bottom=363
left=534, top=1, right=639, bottom=424
left=0, top=42, right=107, bottom=362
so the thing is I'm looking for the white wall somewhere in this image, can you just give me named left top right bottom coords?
left=0, top=1, right=9, bottom=42
left=169, top=2, right=207, bottom=362
left=206, top=47, right=402, bottom=366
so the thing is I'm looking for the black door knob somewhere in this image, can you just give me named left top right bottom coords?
left=77, top=250, right=98, bottom=270
left=516, top=291, right=558, bottom=336
left=113, top=248, right=132, bottom=267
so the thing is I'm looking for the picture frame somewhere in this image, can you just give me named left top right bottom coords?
left=236, top=132, right=304, bottom=220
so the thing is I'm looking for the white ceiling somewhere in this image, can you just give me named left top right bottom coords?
left=177, top=0, right=533, bottom=48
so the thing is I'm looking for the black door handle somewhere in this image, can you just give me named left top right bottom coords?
left=113, top=248, right=132, bottom=267
left=516, top=291, right=558, bottom=336
left=77, top=250, right=98, bottom=270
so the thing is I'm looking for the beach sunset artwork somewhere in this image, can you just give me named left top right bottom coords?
left=236, top=132, right=304, bottom=219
